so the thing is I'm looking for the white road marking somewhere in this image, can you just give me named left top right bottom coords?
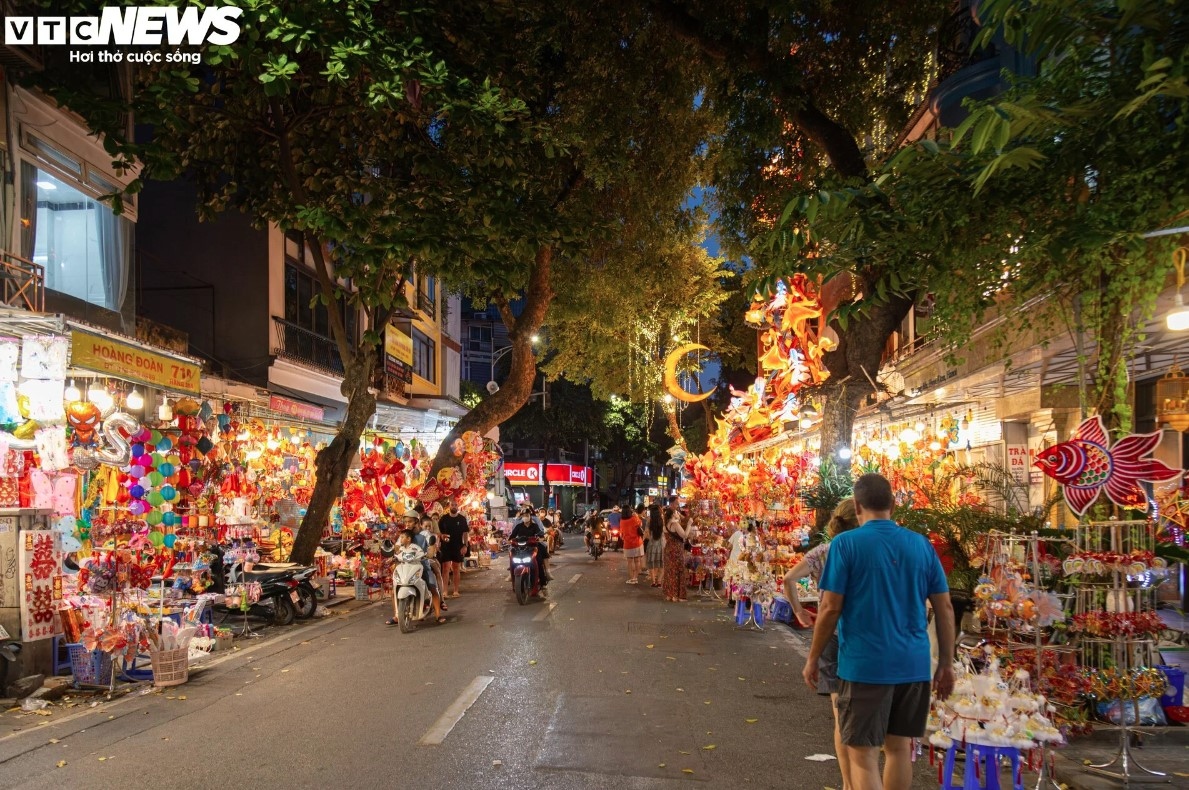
left=567, top=573, right=582, bottom=584
left=532, top=601, right=558, bottom=622
left=419, top=675, right=494, bottom=746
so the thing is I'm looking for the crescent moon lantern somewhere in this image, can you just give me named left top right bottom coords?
left=663, top=343, right=713, bottom=403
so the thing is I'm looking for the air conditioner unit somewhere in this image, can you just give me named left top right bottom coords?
left=0, top=2, right=43, bottom=71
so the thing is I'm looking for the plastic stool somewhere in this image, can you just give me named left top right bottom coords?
left=51, top=635, right=72, bottom=675
left=941, top=744, right=1022, bottom=790
left=769, top=596, right=793, bottom=624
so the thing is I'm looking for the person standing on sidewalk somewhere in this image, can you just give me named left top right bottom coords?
left=645, top=503, right=665, bottom=588
left=662, top=501, right=689, bottom=602
left=437, top=501, right=469, bottom=598
left=783, top=498, right=859, bottom=790
left=620, top=505, right=644, bottom=583
left=803, top=473, right=955, bottom=790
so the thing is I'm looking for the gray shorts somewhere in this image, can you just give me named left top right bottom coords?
left=816, top=633, right=839, bottom=696
left=835, top=679, right=931, bottom=747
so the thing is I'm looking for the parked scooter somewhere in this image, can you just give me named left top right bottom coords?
left=0, top=624, right=21, bottom=694
left=392, top=554, right=434, bottom=632
left=509, top=536, right=543, bottom=605
left=209, top=545, right=317, bottom=626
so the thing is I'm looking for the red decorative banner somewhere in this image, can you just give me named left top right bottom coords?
left=20, top=530, right=60, bottom=642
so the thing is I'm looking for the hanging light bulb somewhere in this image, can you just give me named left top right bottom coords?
left=88, top=383, right=113, bottom=412
left=914, top=420, right=926, bottom=434
left=1167, top=248, right=1189, bottom=331
left=899, top=426, right=920, bottom=444
left=158, top=398, right=174, bottom=421
left=929, top=439, right=942, bottom=452
left=126, top=388, right=144, bottom=410
left=64, top=379, right=81, bottom=402
left=837, top=446, right=852, bottom=460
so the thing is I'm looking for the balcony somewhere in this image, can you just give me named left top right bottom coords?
left=0, top=250, right=45, bottom=312
left=417, top=289, right=436, bottom=318
left=272, top=316, right=344, bottom=376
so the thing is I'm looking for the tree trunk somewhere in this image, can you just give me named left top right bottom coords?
left=814, top=289, right=913, bottom=529
left=666, top=408, right=686, bottom=450
left=290, top=347, right=379, bottom=564
left=427, top=246, right=555, bottom=485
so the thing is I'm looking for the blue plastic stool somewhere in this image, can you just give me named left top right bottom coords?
left=734, top=597, right=765, bottom=628
left=51, top=636, right=72, bottom=676
left=941, top=744, right=1022, bottom=790
left=769, top=596, right=793, bottom=624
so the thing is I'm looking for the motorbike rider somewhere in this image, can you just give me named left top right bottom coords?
left=510, top=507, right=552, bottom=585
left=388, top=529, right=444, bottom=625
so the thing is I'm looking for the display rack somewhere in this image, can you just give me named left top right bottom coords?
left=982, top=530, right=1077, bottom=790
left=1075, top=520, right=1167, bottom=784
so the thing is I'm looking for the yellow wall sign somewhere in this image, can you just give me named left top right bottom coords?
left=385, top=324, right=413, bottom=365
left=70, top=330, right=200, bottom=395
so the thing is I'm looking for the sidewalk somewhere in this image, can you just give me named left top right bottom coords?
left=1051, top=726, right=1189, bottom=789
left=1, top=596, right=379, bottom=727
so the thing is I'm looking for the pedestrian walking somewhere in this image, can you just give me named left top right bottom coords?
left=782, top=498, right=858, bottom=790
left=645, top=503, right=664, bottom=587
left=620, top=505, right=644, bottom=583
left=803, top=474, right=955, bottom=790
left=662, top=500, right=688, bottom=602
left=437, top=500, right=469, bottom=598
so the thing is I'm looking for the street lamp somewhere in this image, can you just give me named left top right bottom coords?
left=488, top=335, right=540, bottom=394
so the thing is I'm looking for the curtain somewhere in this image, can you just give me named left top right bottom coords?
left=95, top=203, right=131, bottom=312
left=19, top=162, right=36, bottom=262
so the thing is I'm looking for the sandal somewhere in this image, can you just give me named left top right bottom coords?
left=385, top=617, right=398, bottom=626
left=436, top=616, right=448, bottom=624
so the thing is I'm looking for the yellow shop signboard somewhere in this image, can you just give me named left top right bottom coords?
left=70, top=330, right=201, bottom=394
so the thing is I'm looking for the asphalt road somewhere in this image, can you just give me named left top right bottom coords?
left=0, top=542, right=941, bottom=789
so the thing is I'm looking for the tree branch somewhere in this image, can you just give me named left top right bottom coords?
left=268, top=97, right=353, bottom=365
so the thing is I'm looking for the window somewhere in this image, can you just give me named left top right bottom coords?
left=21, top=164, right=131, bottom=312
left=417, top=275, right=436, bottom=316
left=468, top=325, right=492, bottom=352
left=283, top=231, right=356, bottom=343
left=412, top=328, right=436, bottom=383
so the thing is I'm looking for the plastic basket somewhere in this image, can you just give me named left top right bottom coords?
left=67, top=643, right=113, bottom=687
left=354, top=580, right=368, bottom=600
left=150, top=647, right=189, bottom=687
left=215, top=634, right=234, bottom=652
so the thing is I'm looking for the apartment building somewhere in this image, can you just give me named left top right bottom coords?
left=134, top=178, right=465, bottom=440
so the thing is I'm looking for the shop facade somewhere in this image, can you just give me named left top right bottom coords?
left=503, top=461, right=596, bottom=518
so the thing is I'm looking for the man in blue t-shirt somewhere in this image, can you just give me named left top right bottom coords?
left=803, top=473, right=954, bottom=790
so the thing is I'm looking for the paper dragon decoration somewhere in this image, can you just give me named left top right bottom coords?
left=682, top=275, right=832, bottom=503
left=1033, top=415, right=1182, bottom=516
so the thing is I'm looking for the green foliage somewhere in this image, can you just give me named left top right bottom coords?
left=801, top=458, right=853, bottom=519
left=500, top=377, right=607, bottom=455
left=458, top=380, right=484, bottom=411
left=759, top=0, right=1189, bottom=432
left=543, top=228, right=734, bottom=406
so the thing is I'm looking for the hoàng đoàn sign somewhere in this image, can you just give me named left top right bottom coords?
left=70, top=330, right=200, bottom=395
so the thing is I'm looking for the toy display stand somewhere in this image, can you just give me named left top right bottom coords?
left=981, top=531, right=1077, bottom=790
left=1075, top=521, right=1167, bottom=784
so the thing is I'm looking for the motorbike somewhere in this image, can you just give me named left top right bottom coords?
left=209, top=546, right=318, bottom=626
left=0, top=623, right=21, bottom=695
left=546, top=526, right=562, bottom=554
left=608, top=526, right=623, bottom=552
left=588, top=528, right=605, bottom=560
left=509, top=536, right=542, bottom=605
left=392, top=556, right=434, bottom=633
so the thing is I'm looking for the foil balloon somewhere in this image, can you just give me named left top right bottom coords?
left=73, top=412, right=139, bottom=470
